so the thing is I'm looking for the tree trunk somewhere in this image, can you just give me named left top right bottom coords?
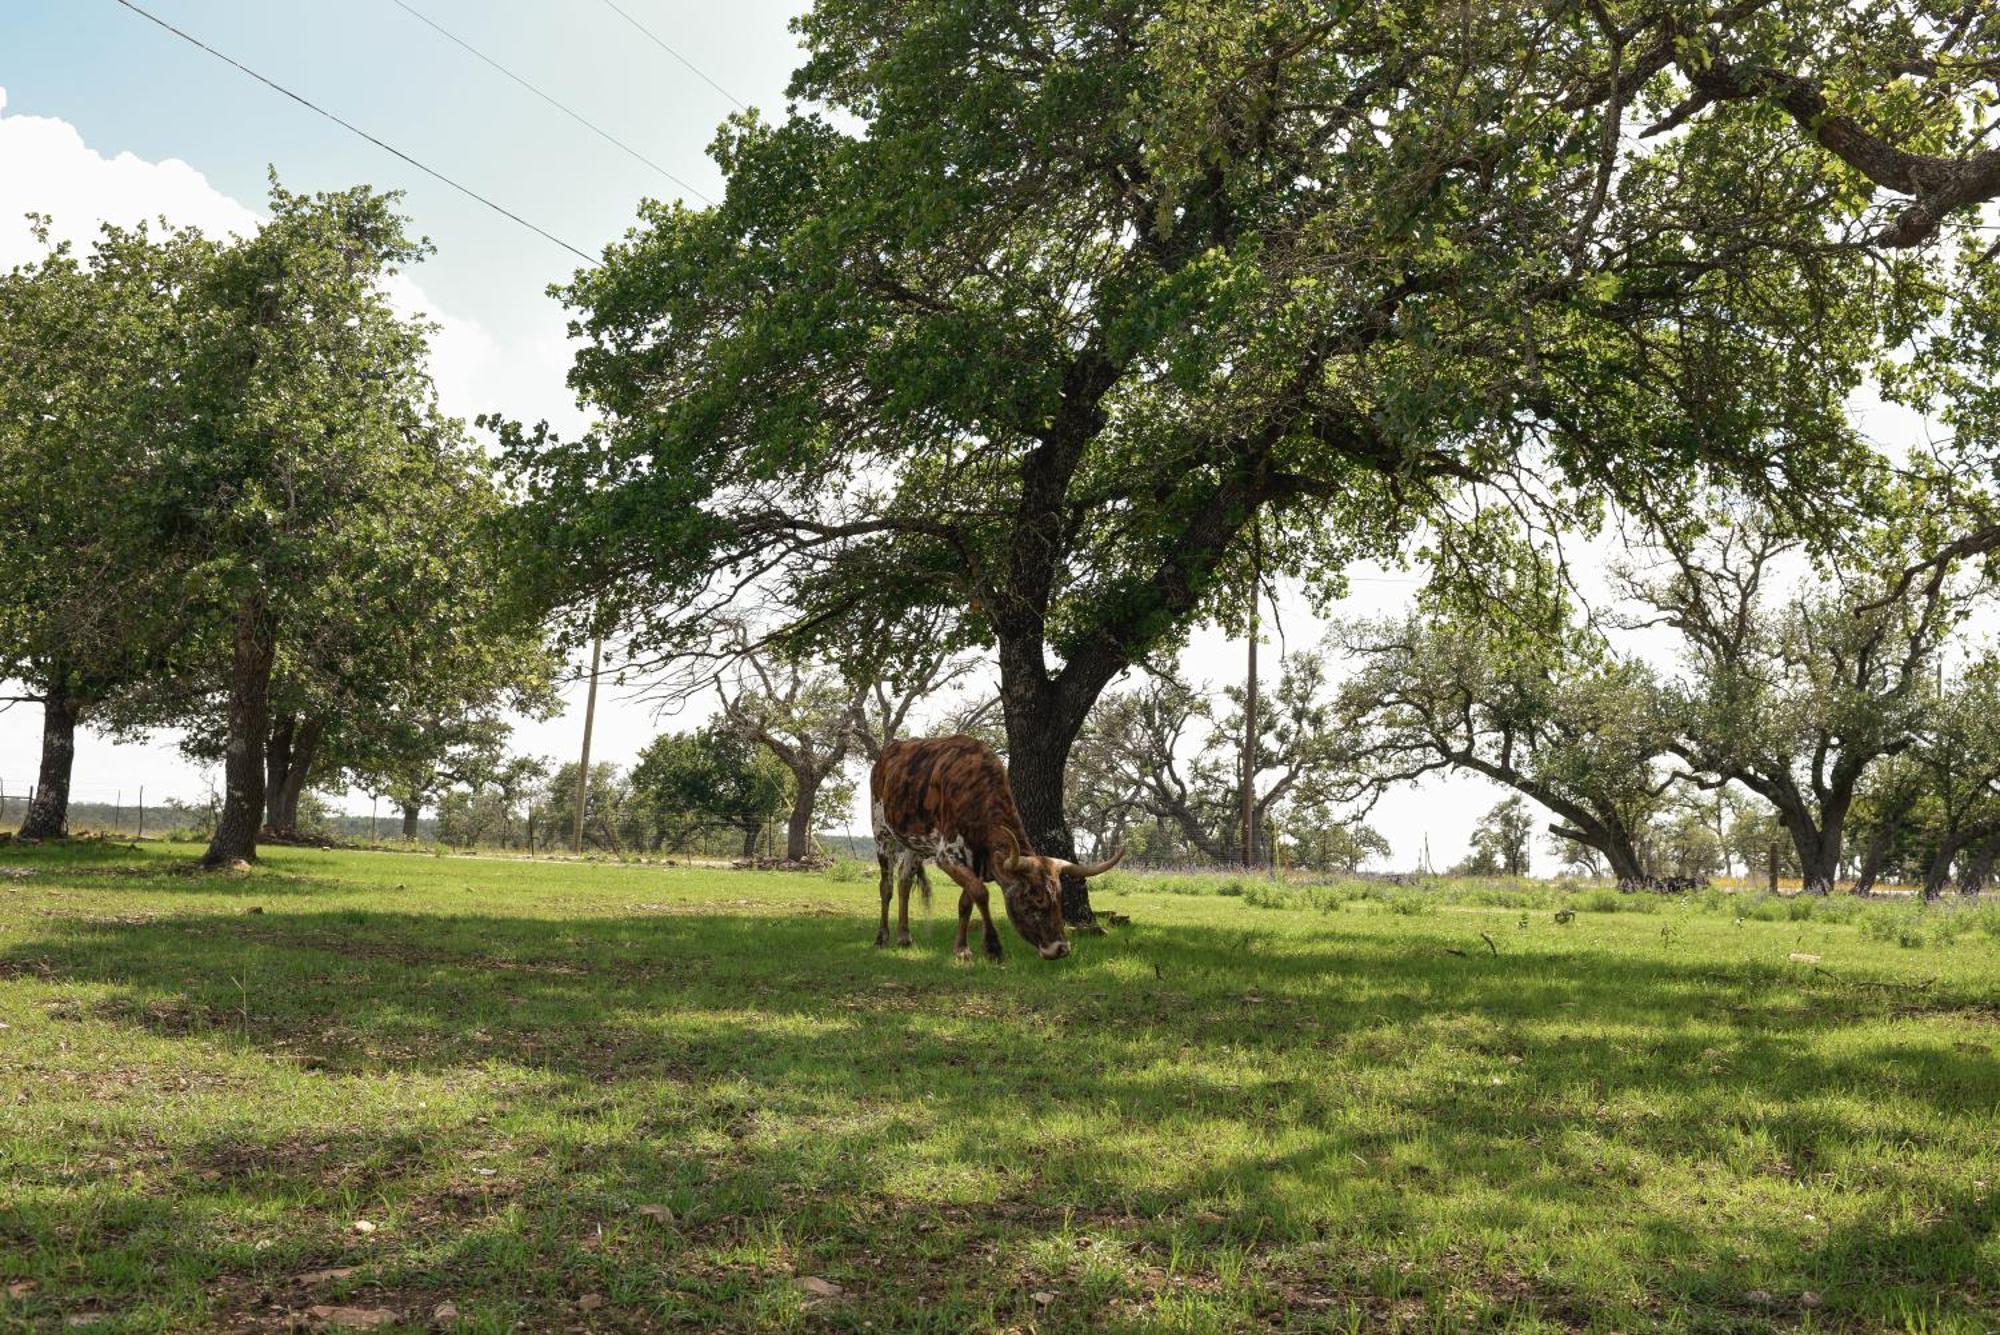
left=272, top=717, right=324, bottom=837
left=203, top=602, right=276, bottom=867
left=1958, top=831, right=2000, bottom=896
left=1776, top=806, right=1842, bottom=895
left=785, top=773, right=818, bottom=861
left=400, top=801, right=420, bottom=841
left=1006, top=721, right=1095, bottom=926
left=740, top=824, right=759, bottom=859
left=263, top=714, right=296, bottom=834
left=19, top=687, right=79, bottom=840
left=1852, top=818, right=1901, bottom=897
left=1548, top=821, right=1645, bottom=884
left=1922, top=835, right=1964, bottom=901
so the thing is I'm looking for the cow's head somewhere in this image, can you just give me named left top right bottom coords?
left=992, top=829, right=1125, bottom=960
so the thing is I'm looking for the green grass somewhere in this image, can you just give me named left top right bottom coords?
left=0, top=843, right=1996, bottom=1332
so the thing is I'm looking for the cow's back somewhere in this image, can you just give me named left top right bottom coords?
left=871, top=735, right=1022, bottom=873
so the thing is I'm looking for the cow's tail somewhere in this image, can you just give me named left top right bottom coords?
left=915, top=864, right=933, bottom=908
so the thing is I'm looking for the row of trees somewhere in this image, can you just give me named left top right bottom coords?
left=1326, top=512, right=1997, bottom=896
left=0, top=186, right=558, bottom=865
left=12, top=1, right=2000, bottom=902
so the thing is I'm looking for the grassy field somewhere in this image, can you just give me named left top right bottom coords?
left=0, top=845, right=1995, bottom=1332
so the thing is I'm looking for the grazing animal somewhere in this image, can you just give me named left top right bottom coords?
left=869, top=734, right=1123, bottom=961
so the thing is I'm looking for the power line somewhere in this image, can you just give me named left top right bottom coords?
left=109, top=0, right=599, bottom=265
left=595, top=0, right=749, bottom=112
left=388, top=0, right=715, bottom=206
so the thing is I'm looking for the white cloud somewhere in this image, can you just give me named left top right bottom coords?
left=0, top=85, right=503, bottom=425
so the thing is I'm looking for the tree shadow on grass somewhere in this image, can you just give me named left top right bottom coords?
left=3, top=904, right=1996, bottom=1329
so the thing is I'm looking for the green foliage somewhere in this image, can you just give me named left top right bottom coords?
left=1457, top=796, right=1537, bottom=878
left=627, top=727, right=791, bottom=855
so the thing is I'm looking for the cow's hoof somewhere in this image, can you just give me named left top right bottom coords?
left=896, top=935, right=913, bottom=948
left=873, top=932, right=889, bottom=947
left=954, top=947, right=974, bottom=962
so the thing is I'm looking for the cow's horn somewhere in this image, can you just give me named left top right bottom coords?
left=993, top=827, right=1027, bottom=875
left=1063, top=846, right=1126, bottom=878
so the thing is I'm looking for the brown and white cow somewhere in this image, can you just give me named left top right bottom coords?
left=870, top=734, right=1123, bottom=961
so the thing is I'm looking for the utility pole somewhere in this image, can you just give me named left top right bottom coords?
left=572, top=635, right=604, bottom=854
left=136, top=786, right=144, bottom=839
left=1241, top=519, right=1261, bottom=870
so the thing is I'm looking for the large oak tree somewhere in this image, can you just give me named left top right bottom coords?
left=511, top=0, right=1999, bottom=923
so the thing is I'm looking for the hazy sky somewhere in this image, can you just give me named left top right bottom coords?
left=0, top=3, right=1929, bottom=867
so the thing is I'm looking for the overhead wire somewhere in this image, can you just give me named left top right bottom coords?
left=387, top=0, right=715, bottom=205
left=109, top=0, right=600, bottom=264
left=595, top=0, right=749, bottom=111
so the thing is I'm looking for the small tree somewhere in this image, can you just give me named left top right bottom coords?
left=628, top=728, right=789, bottom=857
left=0, top=221, right=204, bottom=838
left=1640, top=513, right=1971, bottom=893
left=708, top=631, right=863, bottom=862
left=1457, top=797, right=1534, bottom=878
left=124, top=181, right=476, bottom=866
left=1284, top=819, right=1391, bottom=875
left=1340, top=570, right=1675, bottom=885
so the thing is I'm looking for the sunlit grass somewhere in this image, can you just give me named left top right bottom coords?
left=0, top=842, right=1994, bottom=1330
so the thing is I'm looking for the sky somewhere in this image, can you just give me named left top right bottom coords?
left=0, top=3, right=1933, bottom=868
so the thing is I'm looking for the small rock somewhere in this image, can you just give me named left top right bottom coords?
left=307, top=1306, right=399, bottom=1330
left=799, top=1277, right=843, bottom=1297
left=1031, top=1290, right=1056, bottom=1307
left=228, top=858, right=252, bottom=872
left=1801, top=1291, right=1822, bottom=1309
left=351, top=1219, right=377, bottom=1235
left=635, top=1204, right=674, bottom=1222
left=431, top=1301, right=459, bottom=1325
left=7, top=1281, right=36, bottom=1298
left=1744, top=1289, right=1773, bottom=1306
left=297, top=1267, right=358, bottom=1285
left=577, top=1294, right=605, bottom=1311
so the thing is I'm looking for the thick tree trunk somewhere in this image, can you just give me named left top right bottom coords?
left=400, top=801, right=420, bottom=841
left=1778, top=808, right=1842, bottom=895
left=19, top=688, right=79, bottom=840
left=203, top=603, right=276, bottom=867
left=1552, top=822, right=1646, bottom=884
left=785, top=773, right=819, bottom=862
left=1007, top=722, right=1095, bottom=926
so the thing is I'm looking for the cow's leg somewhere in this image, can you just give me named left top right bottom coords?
left=894, top=853, right=917, bottom=947
left=939, top=861, right=984, bottom=962
left=874, top=852, right=894, bottom=947
left=973, top=884, right=1003, bottom=961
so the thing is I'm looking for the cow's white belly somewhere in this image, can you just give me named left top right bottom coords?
left=872, top=801, right=972, bottom=870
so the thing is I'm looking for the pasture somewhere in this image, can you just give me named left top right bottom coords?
left=0, top=845, right=1995, bottom=1333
